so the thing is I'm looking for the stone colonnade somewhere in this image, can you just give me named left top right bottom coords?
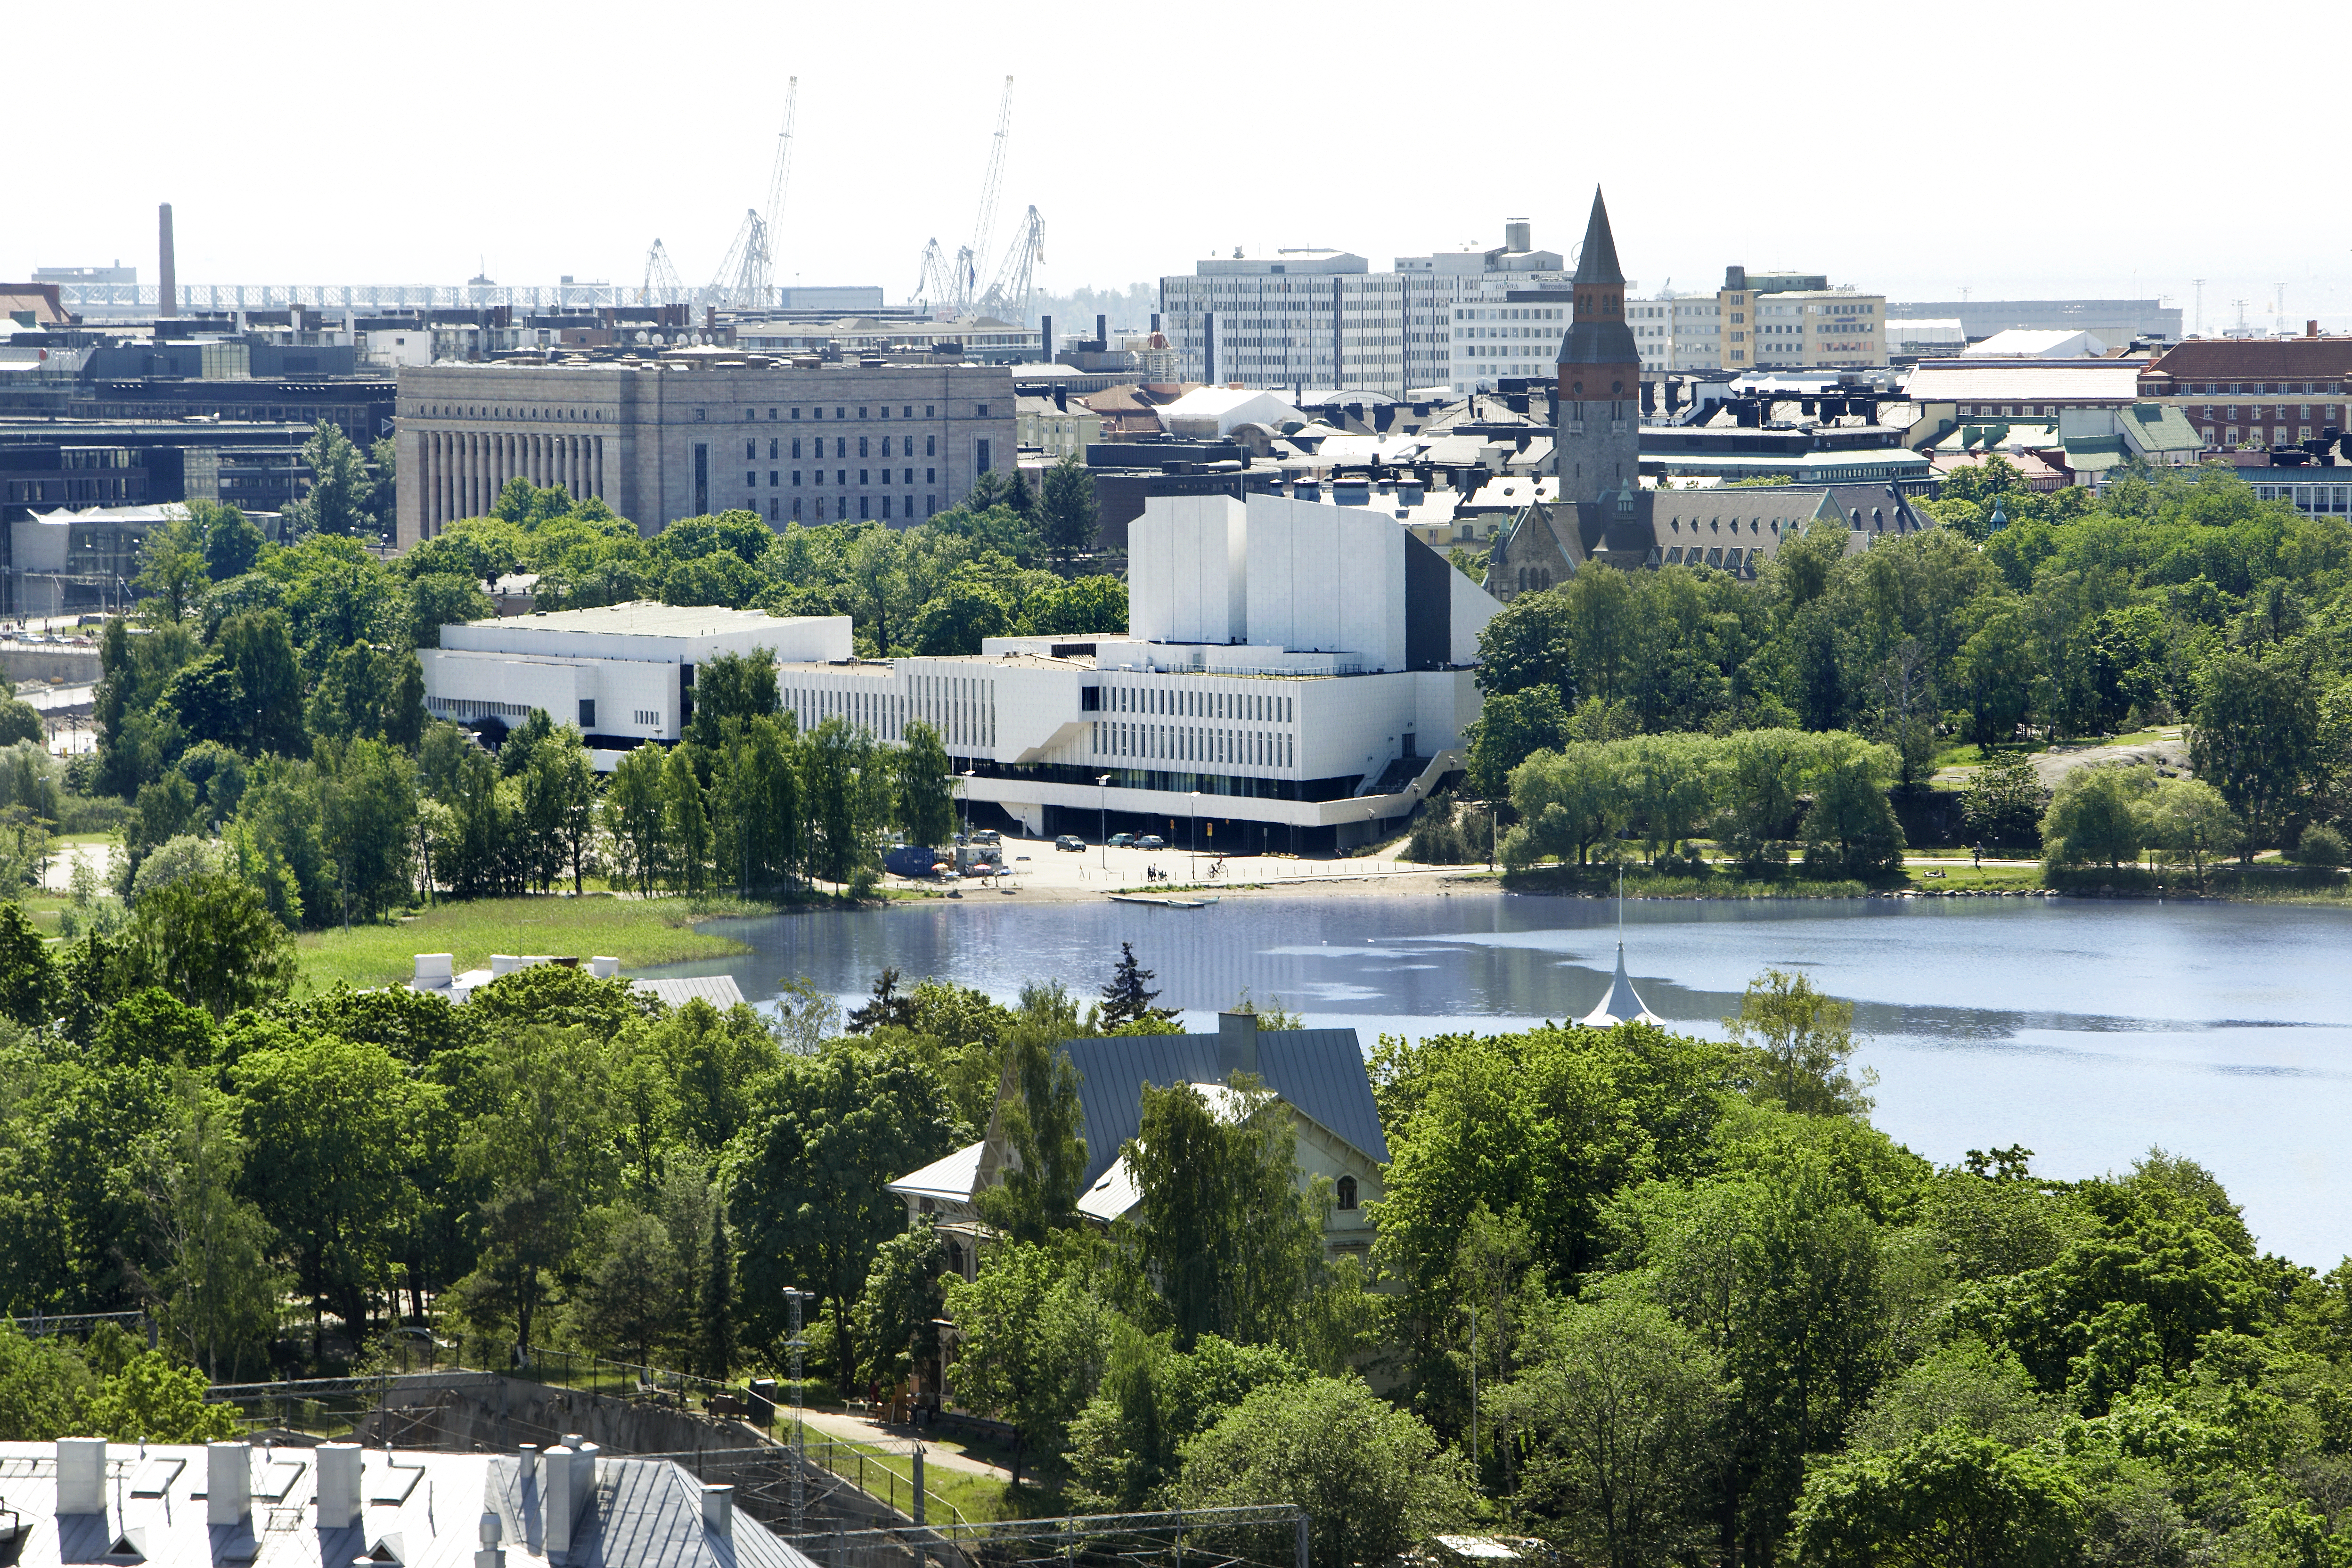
left=417, top=432, right=604, bottom=535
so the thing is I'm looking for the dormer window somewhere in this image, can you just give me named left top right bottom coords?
left=1336, top=1176, right=1358, bottom=1210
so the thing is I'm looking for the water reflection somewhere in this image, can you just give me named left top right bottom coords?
left=646, top=892, right=2352, bottom=1266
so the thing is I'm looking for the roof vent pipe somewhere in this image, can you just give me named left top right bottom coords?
left=317, top=1444, right=363, bottom=1530
left=517, top=1445, right=538, bottom=1486
left=56, top=1438, right=104, bottom=1515
left=207, top=1442, right=251, bottom=1526
left=475, top=1512, right=506, bottom=1568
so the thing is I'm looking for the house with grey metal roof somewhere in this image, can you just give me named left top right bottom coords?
left=887, top=1011, right=1387, bottom=1274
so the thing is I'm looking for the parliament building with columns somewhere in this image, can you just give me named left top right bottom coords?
left=392, top=352, right=1017, bottom=546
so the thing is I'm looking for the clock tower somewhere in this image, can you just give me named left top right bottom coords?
left=1554, top=187, right=1641, bottom=503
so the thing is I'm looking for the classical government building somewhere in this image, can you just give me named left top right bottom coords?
left=391, top=351, right=1018, bottom=546
left=422, top=487, right=1498, bottom=852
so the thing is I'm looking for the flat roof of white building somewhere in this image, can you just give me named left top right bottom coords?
left=436, top=603, right=852, bottom=664
left=463, top=603, right=796, bottom=639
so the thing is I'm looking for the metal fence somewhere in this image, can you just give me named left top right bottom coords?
left=776, top=1504, right=1312, bottom=1568
left=204, top=1347, right=964, bottom=1528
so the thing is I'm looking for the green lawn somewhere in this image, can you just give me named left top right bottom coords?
left=787, top=1421, right=1061, bottom=1524
left=295, top=895, right=760, bottom=991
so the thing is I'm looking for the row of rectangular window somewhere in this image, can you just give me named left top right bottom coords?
left=749, top=436, right=935, bottom=459
left=1095, top=720, right=1294, bottom=770
left=757, top=496, right=938, bottom=522
left=694, top=404, right=990, bottom=421
left=746, top=468, right=936, bottom=487
left=1097, top=683, right=1294, bottom=722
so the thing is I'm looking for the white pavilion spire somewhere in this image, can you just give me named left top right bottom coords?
left=1580, top=867, right=1662, bottom=1027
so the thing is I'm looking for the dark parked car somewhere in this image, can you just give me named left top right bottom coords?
left=1055, top=834, right=1086, bottom=852
left=1136, top=835, right=1167, bottom=850
left=1109, top=833, right=1136, bottom=848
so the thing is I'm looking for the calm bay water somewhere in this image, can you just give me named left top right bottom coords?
left=640, top=892, right=2352, bottom=1267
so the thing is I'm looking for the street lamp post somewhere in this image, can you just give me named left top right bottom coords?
left=1097, top=773, right=1111, bottom=869
left=958, top=770, right=976, bottom=842
left=1189, top=791, right=1200, bottom=880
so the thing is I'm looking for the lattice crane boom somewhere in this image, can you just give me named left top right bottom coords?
left=914, top=238, right=956, bottom=312
left=977, top=205, right=1044, bottom=326
left=962, top=76, right=1013, bottom=315
left=753, top=78, right=798, bottom=307
left=637, top=238, right=684, bottom=306
left=708, top=208, right=767, bottom=311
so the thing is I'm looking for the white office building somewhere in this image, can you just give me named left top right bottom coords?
left=1626, top=293, right=1725, bottom=372
left=774, top=492, right=1501, bottom=852
left=1160, top=221, right=1571, bottom=397
left=421, top=501, right=1500, bottom=850
left=421, top=603, right=849, bottom=766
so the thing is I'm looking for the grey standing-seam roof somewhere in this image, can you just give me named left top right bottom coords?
left=1058, top=1029, right=1388, bottom=1190
left=632, top=975, right=749, bottom=1010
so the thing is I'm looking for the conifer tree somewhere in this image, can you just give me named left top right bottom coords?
left=699, top=1204, right=734, bottom=1380
left=1099, top=942, right=1175, bottom=1029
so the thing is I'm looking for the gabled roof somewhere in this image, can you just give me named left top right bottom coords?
left=2124, top=402, right=2202, bottom=452
left=635, top=975, right=748, bottom=1009
left=887, top=1140, right=987, bottom=1204
left=1059, top=1029, right=1387, bottom=1190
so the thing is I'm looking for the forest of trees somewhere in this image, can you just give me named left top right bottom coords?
left=10, top=929, right=2347, bottom=1568
left=1463, top=461, right=2352, bottom=866
left=13, top=465, right=1128, bottom=926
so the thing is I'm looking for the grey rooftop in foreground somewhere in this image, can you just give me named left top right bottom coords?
left=0, top=1437, right=815, bottom=1568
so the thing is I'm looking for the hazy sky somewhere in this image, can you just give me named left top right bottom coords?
left=21, top=0, right=2352, bottom=329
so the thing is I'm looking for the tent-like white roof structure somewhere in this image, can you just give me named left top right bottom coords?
left=1580, top=942, right=1663, bottom=1027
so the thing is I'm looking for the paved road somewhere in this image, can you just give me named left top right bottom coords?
left=795, top=1407, right=1012, bottom=1478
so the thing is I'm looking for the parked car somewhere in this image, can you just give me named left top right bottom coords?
left=972, top=829, right=1001, bottom=845
left=1055, top=834, right=1086, bottom=852
left=1109, top=833, right=1136, bottom=848
left=1136, top=835, right=1167, bottom=850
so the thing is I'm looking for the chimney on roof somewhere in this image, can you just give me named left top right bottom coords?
left=414, top=954, right=453, bottom=988
left=700, top=1486, right=735, bottom=1540
left=1096, top=312, right=1108, bottom=351
left=158, top=204, right=177, bottom=319
left=1217, top=1009, right=1260, bottom=1078
left=2311, top=320, right=2320, bottom=338
left=207, top=1442, right=251, bottom=1527
left=56, top=1438, right=104, bottom=1515
left=318, top=1444, right=363, bottom=1530
left=1041, top=313, right=1054, bottom=361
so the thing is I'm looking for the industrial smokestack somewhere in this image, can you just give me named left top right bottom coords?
left=1095, top=312, right=1107, bottom=350
left=158, top=203, right=178, bottom=318
left=1041, top=313, right=1054, bottom=361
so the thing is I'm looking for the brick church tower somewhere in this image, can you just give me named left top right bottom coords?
left=1553, top=187, right=1640, bottom=504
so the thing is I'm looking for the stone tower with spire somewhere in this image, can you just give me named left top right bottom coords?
left=1553, top=186, right=1641, bottom=504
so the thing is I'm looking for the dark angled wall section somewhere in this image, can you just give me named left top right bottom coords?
left=1403, top=532, right=1452, bottom=670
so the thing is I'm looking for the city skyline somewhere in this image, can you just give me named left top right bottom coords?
left=16, top=0, right=2351, bottom=330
